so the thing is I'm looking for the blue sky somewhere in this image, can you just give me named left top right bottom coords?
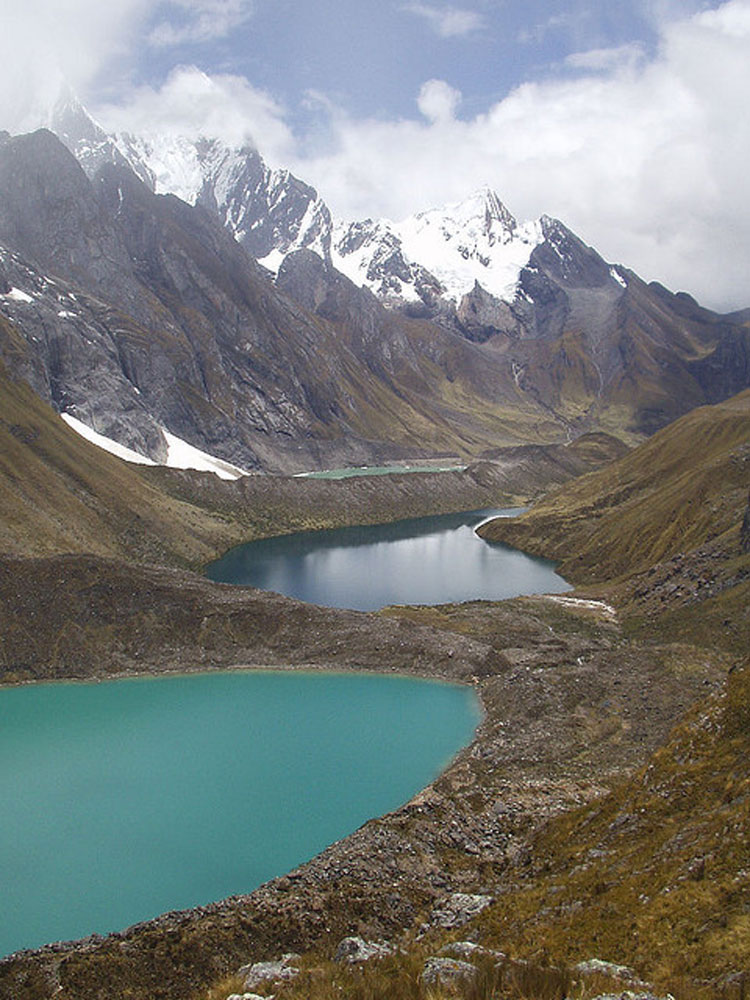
left=1, top=0, right=749, bottom=310
left=132, top=1, right=676, bottom=127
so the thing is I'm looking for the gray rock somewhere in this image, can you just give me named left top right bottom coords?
left=575, top=959, right=636, bottom=979
left=238, top=953, right=300, bottom=990
left=226, top=994, right=267, bottom=1000
left=422, top=957, right=479, bottom=989
left=333, top=936, right=392, bottom=963
left=586, top=993, right=666, bottom=1000
left=574, top=959, right=649, bottom=988
left=430, top=892, right=494, bottom=928
left=440, top=940, right=506, bottom=961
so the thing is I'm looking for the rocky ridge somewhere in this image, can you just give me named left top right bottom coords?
left=0, top=128, right=566, bottom=474
left=40, top=95, right=750, bottom=449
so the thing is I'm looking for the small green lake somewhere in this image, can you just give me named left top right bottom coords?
left=0, top=670, right=479, bottom=957
left=205, top=508, right=571, bottom=610
left=295, top=463, right=466, bottom=479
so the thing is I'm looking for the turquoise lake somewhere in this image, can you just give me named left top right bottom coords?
left=0, top=670, right=479, bottom=958
left=205, top=508, right=571, bottom=610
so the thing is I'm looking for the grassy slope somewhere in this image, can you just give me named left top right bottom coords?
left=474, top=658, right=750, bottom=989
left=0, top=364, right=242, bottom=566
left=258, top=396, right=750, bottom=1000
left=271, top=661, right=749, bottom=1000
left=478, top=390, right=750, bottom=585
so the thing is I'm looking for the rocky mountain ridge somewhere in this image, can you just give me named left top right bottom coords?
left=48, top=97, right=611, bottom=342
left=50, top=95, right=750, bottom=367
left=0, top=97, right=746, bottom=474
left=3, top=127, right=565, bottom=473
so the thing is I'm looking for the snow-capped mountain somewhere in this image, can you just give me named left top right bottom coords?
left=3, top=93, right=742, bottom=466
left=49, top=95, right=332, bottom=265
left=330, top=189, right=543, bottom=308
left=48, top=96, right=553, bottom=328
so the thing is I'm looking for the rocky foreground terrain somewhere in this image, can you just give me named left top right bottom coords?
left=0, top=391, right=747, bottom=1000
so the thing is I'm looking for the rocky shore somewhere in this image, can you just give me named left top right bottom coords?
left=0, top=569, right=725, bottom=1000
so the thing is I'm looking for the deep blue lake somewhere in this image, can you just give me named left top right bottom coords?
left=205, top=508, right=571, bottom=609
left=0, top=670, right=479, bottom=957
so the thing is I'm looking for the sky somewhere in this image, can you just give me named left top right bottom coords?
left=1, top=0, right=749, bottom=311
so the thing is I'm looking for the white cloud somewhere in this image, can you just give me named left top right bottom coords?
left=402, top=3, right=484, bottom=38
left=417, top=79, right=461, bottom=122
left=0, top=0, right=255, bottom=135
left=94, top=66, right=295, bottom=162
left=148, top=0, right=253, bottom=47
left=0, top=0, right=150, bottom=133
left=518, top=12, right=576, bottom=45
left=287, top=0, right=750, bottom=311
left=564, top=43, right=646, bottom=73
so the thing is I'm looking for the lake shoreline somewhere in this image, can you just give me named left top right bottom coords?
left=0, top=549, right=723, bottom=998
left=203, top=507, right=569, bottom=610
left=0, top=670, right=481, bottom=959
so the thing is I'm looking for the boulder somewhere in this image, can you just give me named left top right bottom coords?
left=333, top=936, right=393, bottom=963
left=238, top=953, right=300, bottom=990
left=574, top=958, right=649, bottom=988
left=430, top=892, right=493, bottom=928
left=440, top=940, right=506, bottom=961
left=422, top=957, right=479, bottom=989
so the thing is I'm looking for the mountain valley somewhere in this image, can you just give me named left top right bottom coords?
left=0, top=389, right=747, bottom=1000
left=0, top=91, right=748, bottom=1000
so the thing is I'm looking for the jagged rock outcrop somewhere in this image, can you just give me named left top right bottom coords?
left=0, top=98, right=746, bottom=471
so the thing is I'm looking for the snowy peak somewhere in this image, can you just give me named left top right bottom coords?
left=48, top=92, right=123, bottom=180
left=46, top=95, right=622, bottom=330
left=46, top=91, right=330, bottom=264
left=329, top=188, right=543, bottom=308
left=48, top=95, right=158, bottom=190
left=414, top=186, right=517, bottom=242
left=103, top=131, right=332, bottom=264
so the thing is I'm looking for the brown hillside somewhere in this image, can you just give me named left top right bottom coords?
left=478, top=390, right=750, bottom=584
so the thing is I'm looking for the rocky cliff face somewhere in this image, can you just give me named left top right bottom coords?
left=0, top=98, right=747, bottom=471
left=0, top=130, right=570, bottom=472
left=0, top=130, right=385, bottom=470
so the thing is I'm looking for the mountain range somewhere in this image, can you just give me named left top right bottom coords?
left=1, top=93, right=749, bottom=1000
left=0, top=94, right=747, bottom=473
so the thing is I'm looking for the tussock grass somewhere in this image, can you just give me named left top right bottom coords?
left=472, top=660, right=750, bottom=991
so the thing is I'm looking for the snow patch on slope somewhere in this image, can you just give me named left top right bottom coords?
left=4, top=287, right=35, bottom=303
left=610, top=266, right=628, bottom=288
left=161, top=430, right=249, bottom=479
left=61, top=413, right=156, bottom=466
left=62, top=414, right=249, bottom=479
